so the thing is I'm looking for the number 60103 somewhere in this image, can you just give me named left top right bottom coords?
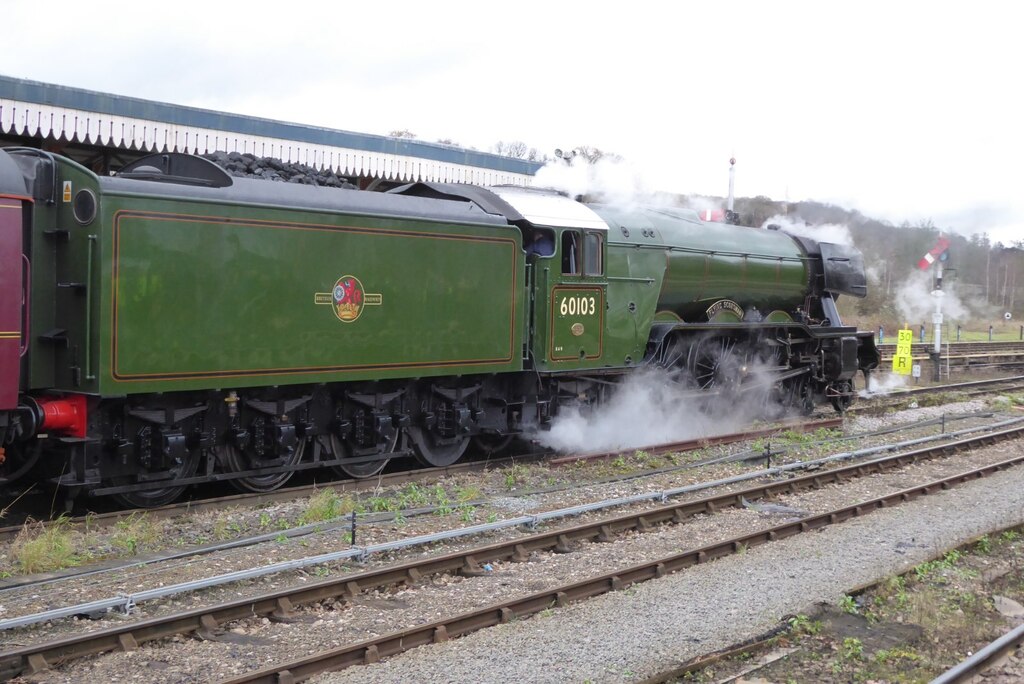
left=559, top=295, right=596, bottom=316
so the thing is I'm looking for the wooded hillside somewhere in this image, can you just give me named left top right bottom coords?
left=692, top=195, right=1022, bottom=334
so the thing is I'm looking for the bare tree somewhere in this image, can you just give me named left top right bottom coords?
left=555, top=146, right=622, bottom=164
left=389, top=129, right=418, bottom=139
left=505, top=141, right=529, bottom=158
left=493, top=140, right=531, bottom=158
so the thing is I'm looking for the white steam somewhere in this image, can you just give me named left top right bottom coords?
left=532, top=156, right=673, bottom=209
left=683, top=195, right=724, bottom=216
left=894, top=268, right=971, bottom=323
left=533, top=367, right=781, bottom=454
left=761, top=215, right=855, bottom=246
left=859, top=372, right=908, bottom=397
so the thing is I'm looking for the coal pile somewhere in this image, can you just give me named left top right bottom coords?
left=202, top=151, right=357, bottom=189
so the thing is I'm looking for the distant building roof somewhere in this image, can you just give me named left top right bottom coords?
left=0, top=74, right=542, bottom=185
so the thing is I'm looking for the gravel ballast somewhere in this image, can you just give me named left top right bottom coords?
left=6, top=403, right=1023, bottom=682
left=315, top=443, right=1024, bottom=684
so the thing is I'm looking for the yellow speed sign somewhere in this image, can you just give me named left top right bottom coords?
left=892, top=329, right=913, bottom=375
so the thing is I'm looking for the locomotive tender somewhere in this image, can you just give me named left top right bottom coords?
left=0, top=148, right=878, bottom=507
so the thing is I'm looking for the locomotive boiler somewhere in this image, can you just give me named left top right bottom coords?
left=0, top=148, right=878, bottom=508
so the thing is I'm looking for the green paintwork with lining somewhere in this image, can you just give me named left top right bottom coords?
left=36, top=160, right=525, bottom=395
left=590, top=205, right=809, bottom=323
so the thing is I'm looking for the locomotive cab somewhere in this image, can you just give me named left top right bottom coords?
left=486, top=187, right=609, bottom=371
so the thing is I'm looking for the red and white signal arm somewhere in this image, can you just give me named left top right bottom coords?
left=917, top=237, right=951, bottom=270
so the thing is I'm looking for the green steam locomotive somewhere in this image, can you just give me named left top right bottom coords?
left=0, top=148, right=877, bottom=507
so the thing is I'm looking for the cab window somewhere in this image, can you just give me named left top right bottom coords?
left=561, top=231, right=580, bottom=275
left=584, top=231, right=603, bottom=275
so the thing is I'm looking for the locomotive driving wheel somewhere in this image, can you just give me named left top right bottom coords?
left=687, top=335, right=745, bottom=390
left=653, top=334, right=690, bottom=381
left=785, top=376, right=816, bottom=416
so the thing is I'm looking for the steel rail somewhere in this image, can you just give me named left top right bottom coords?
left=0, top=418, right=840, bottom=542
left=849, top=375, right=1024, bottom=415
left=5, top=413, right=964, bottom=600
left=638, top=522, right=1024, bottom=684
left=929, top=622, right=1024, bottom=683
left=216, top=449, right=1024, bottom=683
left=4, top=374, right=1017, bottom=539
left=548, top=417, right=843, bottom=466
left=860, top=374, right=1024, bottom=399
left=0, top=418, right=872, bottom=629
left=0, top=453, right=538, bottom=542
left=3, top=423, right=1023, bottom=681
left=877, top=341, right=1024, bottom=353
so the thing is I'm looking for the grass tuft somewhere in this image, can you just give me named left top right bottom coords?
left=11, top=516, right=82, bottom=574
left=111, top=512, right=163, bottom=555
left=299, top=488, right=355, bottom=525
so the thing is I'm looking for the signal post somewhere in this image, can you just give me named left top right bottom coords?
left=918, top=237, right=951, bottom=381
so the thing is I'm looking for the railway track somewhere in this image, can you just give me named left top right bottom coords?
left=877, top=340, right=1024, bottom=355
left=639, top=520, right=1024, bottom=684
left=0, top=417, right=842, bottom=543
left=851, top=374, right=1024, bottom=415
left=3, top=421, right=1021, bottom=681
left=0, top=454, right=536, bottom=543
left=219, top=429, right=1024, bottom=684
left=930, top=622, right=1024, bottom=683
left=3, top=372, right=1018, bottom=541
left=0, top=411, right=1002, bottom=605
left=876, top=341, right=1024, bottom=375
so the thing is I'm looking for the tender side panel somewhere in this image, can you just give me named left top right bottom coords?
left=0, top=199, right=23, bottom=409
left=103, top=206, right=522, bottom=393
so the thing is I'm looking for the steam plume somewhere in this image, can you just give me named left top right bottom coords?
left=761, top=215, right=855, bottom=246
left=533, top=366, right=787, bottom=454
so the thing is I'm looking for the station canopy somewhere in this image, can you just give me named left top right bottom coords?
left=0, top=74, right=541, bottom=186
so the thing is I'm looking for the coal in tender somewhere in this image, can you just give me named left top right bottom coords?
left=202, top=152, right=357, bottom=189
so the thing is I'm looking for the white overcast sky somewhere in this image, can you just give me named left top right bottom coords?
left=3, top=1, right=1021, bottom=243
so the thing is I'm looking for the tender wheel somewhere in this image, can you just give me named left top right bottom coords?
left=408, top=426, right=471, bottom=468
left=113, top=448, right=201, bottom=508
left=0, top=440, right=42, bottom=488
left=220, top=438, right=306, bottom=493
left=329, top=431, right=396, bottom=479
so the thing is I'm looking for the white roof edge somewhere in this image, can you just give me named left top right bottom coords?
left=487, top=186, right=609, bottom=230
left=0, top=98, right=537, bottom=187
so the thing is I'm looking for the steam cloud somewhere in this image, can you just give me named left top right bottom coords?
left=859, top=372, right=908, bottom=397
left=533, top=366, right=786, bottom=454
left=532, top=156, right=677, bottom=209
left=894, top=268, right=972, bottom=323
left=761, top=215, right=855, bottom=246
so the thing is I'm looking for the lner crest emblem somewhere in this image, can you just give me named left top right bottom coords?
left=314, top=276, right=382, bottom=322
